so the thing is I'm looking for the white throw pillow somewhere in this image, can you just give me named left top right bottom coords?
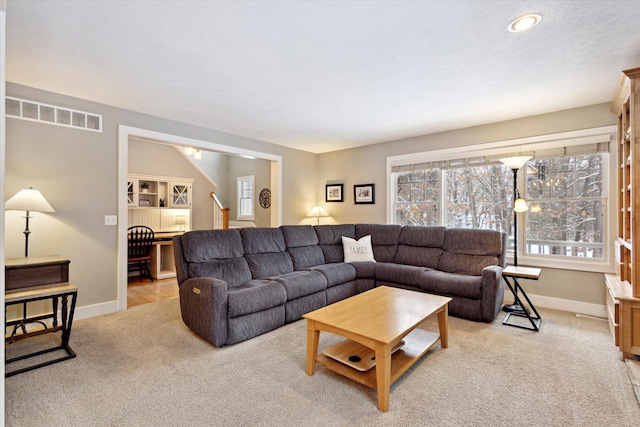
left=342, top=235, right=376, bottom=263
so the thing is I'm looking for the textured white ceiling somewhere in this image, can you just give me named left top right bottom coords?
left=5, top=1, right=640, bottom=153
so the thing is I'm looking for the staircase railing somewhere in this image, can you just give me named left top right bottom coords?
left=211, top=192, right=230, bottom=229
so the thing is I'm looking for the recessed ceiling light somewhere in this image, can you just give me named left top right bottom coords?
left=508, top=14, right=542, bottom=33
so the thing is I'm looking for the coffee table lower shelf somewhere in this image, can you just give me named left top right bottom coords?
left=315, top=328, right=440, bottom=389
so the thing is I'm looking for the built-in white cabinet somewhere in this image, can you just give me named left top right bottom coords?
left=127, top=174, right=193, bottom=233
left=127, top=174, right=192, bottom=209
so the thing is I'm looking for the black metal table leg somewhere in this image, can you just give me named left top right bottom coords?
left=502, top=276, right=542, bottom=331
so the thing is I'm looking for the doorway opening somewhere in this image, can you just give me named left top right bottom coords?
left=118, top=125, right=282, bottom=310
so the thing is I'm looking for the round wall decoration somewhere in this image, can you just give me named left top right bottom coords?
left=259, top=188, right=271, bottom=209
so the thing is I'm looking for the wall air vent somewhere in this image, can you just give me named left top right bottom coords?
left=5, top=96, right=103, bottom=132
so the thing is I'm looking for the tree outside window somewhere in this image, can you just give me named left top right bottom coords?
left=393, top=152, right=605, bottom=260
left=525, top=154, right=603, bottom=258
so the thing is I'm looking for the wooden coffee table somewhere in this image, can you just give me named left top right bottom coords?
left=303, top=286, right=451, bottom=412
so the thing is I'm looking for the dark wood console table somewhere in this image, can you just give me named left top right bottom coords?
left=5, top=256, right=70, bottom=291
left=5, top=283, right=78, bottom=377
left=5, top=256, right=77, bottom=377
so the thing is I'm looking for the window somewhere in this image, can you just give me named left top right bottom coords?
left=395, top=166, right=441, bottom=226
left=392, top=149, right=608, bottom=264
left=394, top=160, right=511, bottom=234
left=525, top=154, right=604, bottom=259
left=237, top=175, right=255, bottom=220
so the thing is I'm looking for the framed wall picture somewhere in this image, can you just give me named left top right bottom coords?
left=354, top=184, right=375, bottom=204
left=325, top=184, right=344, bottom=202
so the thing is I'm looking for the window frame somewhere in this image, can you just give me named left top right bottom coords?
left=237, top=175, right=255, bottom=221
left=386, top=126, right=616, bottom=273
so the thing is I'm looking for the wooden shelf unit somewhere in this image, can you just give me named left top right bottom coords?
left=608, top=67, right=640, bottom=360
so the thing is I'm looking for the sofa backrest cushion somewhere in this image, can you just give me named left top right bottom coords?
left=356, top=224, right=401, bottom=263
left=395, top=226, right=446, bottom=268
left=189, top=258, right=253, bottom=287
left=438, top=252, right=499, bottom=276
left=315, top=224, right=356, bottom=263
left=281, top=225, right=325, bottom=269
left=182, top=229, right=244, bottom=262
left=442, top=228, right=504, bottom=256
left=180, top=230, right=252, bottom=286
left=438, top=228, right=503, bottom=275
left=241, top=228, right=294, bottom=278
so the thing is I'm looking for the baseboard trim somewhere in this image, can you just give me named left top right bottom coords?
left=74, top=300, right=120, bottom=321
left=72, top=294, right=607, bottom=323
left=504, top=293, right=606, bottom=318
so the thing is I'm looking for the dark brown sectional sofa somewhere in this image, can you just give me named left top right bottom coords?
left=173, top=224, right=507, bottom=347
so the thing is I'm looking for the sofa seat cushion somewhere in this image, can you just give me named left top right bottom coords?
left=374, top=263, right=431, bottom=288
left=271, top=270, right=327, bottom=300
left=227, top=280, right=287, bottom=318
left=420, top=270, right=483, bottom=299
left=438, top=252, right=498, bottom=276
left=351, top=262, right=376, bottom=278
left=309, top=263, right=357, bottom=287
left=188, top=257, right=252, bottom=287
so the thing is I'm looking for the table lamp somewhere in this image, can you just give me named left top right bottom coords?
left=175, top=215, right=186, bottom=232
left=307, top=206, right=329, bottom=225
left=5, top=187, right=55, bottom=257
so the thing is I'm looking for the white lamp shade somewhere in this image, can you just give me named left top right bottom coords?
left=5, top=188, right=55, bottom=212
left=514, top=198, right=529, bottom=212
left=307, top=206, right=329, bottom=218
left=175, top=215, right=186, bottom=225
left=499, top=156, right=532, bottom=170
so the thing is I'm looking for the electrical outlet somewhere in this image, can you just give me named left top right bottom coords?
left=105, top=215, right=118, bottom=226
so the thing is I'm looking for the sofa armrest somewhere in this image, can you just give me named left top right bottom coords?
left=480, top=265, right=505, bottom=322
left=179, top=277, right=229, bottom=347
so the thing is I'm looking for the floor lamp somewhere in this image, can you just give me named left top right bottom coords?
left=499, top=156, right=531, bottom=312
left=5, top=187, right=56, bottom=257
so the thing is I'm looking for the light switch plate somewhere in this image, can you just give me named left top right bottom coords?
left=105, top=215, right=118, bottom=226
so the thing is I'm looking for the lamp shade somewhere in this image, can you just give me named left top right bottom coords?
left=514, top=197, right=529, bottom=212
left=307, top=206, right=329, bottom=219
left=175, top=215, right=186, bottom=225
left=499, top=156, right=532, bottom=170
left=5, top=188, right=55, bottom=212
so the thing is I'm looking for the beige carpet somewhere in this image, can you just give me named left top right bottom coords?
left=5, top=297, right=640, bottom=426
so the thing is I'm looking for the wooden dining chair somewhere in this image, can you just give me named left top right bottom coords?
left=127, top=226, right=155, bottom=282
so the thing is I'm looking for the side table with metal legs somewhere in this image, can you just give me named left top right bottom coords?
left=502, top=266, right=542, bottom=331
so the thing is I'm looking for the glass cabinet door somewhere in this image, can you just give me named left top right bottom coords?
left=127, top=179, right=137, bottom=207
left=171, top=183, right=191, bottom=207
